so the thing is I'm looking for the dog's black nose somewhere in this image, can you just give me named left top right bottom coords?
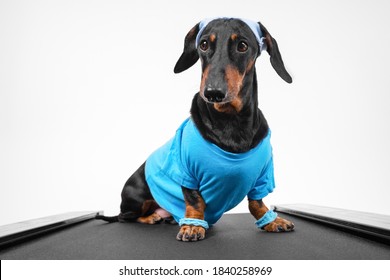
left=204, top=88, right=225, bottom=103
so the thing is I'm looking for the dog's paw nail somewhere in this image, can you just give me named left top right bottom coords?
left=183, top=234, right=190, bottom=241
left=286, top=223, right=295, bottom=231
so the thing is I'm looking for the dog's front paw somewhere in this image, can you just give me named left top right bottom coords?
left=263, top=217, right=295, bottom=232
left=176, top=225, right=206, bottom=242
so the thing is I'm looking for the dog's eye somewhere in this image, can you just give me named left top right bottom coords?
left=199, top=40, right=209, bottom=51
left=237, top=41, right=248, bottom=52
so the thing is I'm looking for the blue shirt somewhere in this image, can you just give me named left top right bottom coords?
left=145, top=118, right=275, bottom=225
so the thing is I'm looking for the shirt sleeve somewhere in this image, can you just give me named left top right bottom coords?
left=247, top=156, right=276, bottom=200
left=161, top=121, right=199, bottom=190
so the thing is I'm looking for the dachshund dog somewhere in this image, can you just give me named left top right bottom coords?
left=96, top=17, right=294, bottom=241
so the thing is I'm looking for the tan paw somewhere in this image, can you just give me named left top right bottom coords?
left=263, top=217, right=295, bottom=232
left=176, top=225, right=206, bottom=242
left=136, top=213, right=163, bottom=224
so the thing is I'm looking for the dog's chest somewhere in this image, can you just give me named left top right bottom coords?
left=180, top=118, right=270, bottom=189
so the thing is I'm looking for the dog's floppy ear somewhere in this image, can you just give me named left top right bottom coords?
left=174, top=23, right=200, bottom=73
left=258, top=22, right=292, bottom=83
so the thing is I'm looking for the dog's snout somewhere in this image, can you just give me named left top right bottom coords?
left=204, top=88, right=226, bottom=103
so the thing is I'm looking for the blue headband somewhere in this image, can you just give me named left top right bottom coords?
left=195, top=17, right=267, bottom=53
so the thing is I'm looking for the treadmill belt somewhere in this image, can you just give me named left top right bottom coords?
left=1, top=210, right=389, bottom=260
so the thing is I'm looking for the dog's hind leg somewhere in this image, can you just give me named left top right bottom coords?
left=137, top=207, right=176, bottom=225
left=135, top=200, right=163, bottom=224
left=120, top=162, right=175, bottom=224
left=118, top=162, right=156, bottom=222
left=97, top=162, right=176, bottom=225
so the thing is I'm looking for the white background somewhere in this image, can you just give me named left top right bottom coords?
left=1, top=0, right=390, bottom=226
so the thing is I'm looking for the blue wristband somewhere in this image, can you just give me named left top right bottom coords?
left=255, top=210, right=278, bottom=229
left=179, top=218, right=209, bottom=230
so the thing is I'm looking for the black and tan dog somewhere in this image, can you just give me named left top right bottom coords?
left=97, top=18, right=294, bottom=241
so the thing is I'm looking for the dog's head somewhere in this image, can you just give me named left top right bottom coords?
left=174, top=18, right=292, bottom=113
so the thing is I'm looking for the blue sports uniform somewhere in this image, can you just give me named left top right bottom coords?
left=145, top=118, right=275, bottom=226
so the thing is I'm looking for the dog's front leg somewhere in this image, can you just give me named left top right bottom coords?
left=176, top=187, right=207, bottom=242
left=249, top=199, right=294, bottom=232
